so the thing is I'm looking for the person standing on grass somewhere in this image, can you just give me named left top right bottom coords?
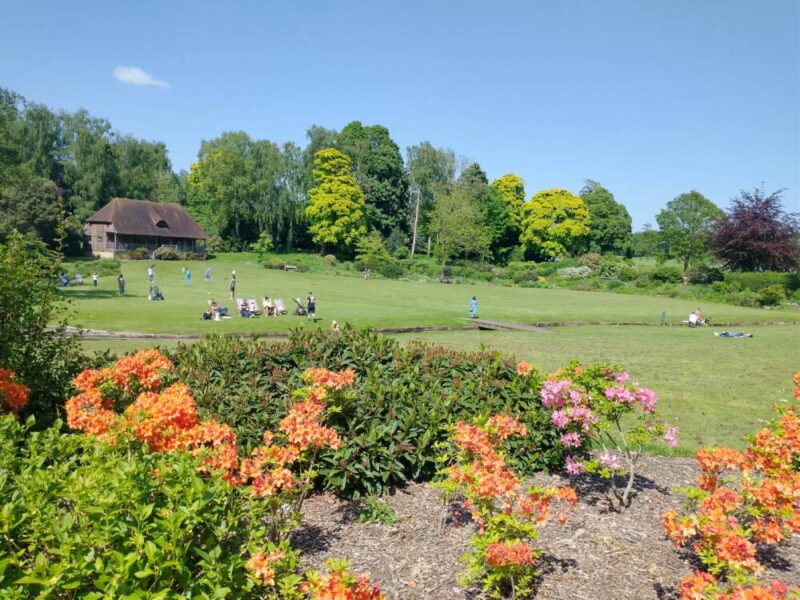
left=469, top=296, right=479, bottom=318
left=229, top=271, right=236, bottom=300
left=185, top=268, right=192, bottom=287
left=117, top=273, right=125, bottom=296
left=306, top=292, right=316, bottom=320
left=147, top=264, right=155, bottom=285
left=204, top=267, right=211, bottom=283
left=91, top=272, right=98, bottom=287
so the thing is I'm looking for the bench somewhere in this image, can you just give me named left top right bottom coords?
left=283, top=264, right=298, bottom=272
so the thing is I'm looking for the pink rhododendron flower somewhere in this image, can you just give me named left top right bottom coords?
left=541, top=380, right=573, bottom=409
left=600, top=450, right=621, bottom=469
left=565, top=456, right=584, bottom=475
left=664, top=426, right=679, bottom=447
left=637, top=388, right=658, bottom=413
left=560, top=432, right=582, bottom=448
left=551, top=410, right=569, bottom=428
left=615, top=371, right=630, bottom=383
left=569, top=389, right=583, bottom=405
left=605, top=386, right=636, bottom=404
left=569, top=406, right=598, bottom=431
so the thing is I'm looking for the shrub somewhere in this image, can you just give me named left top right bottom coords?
left=436, top=415, right=576, bottom=598
left=0, top=232, right=89, bottom=428
left=182, top=251, right=204, bottom=261
left=736, top=290, right=762, bottom=307
left=0, top=415, right=302, bottom=598
left=97, top=258, right=121, bottom=275
left=154, top=246, right=181, bottom=260
left=250, top=231, right=274, bottom=261
left=688, top=263, right=724, bottom=285
left=206, top=234, right=225, bottom=253
left=324, top=254, right=337, bottom=267
left=393, top=246, right=410, bottom=259
left=378, top=259, right=404, bottom=279
left=578, top=252, right=602, bottom=271
left=662, top=373, right=800, bottom=599
left=129, top=246, right=150, bottom=260
left=650, top=265, right=683, bottom=283
left=758, top=284, right=786, bottom=306
left=264, top=258, right=287, bottom=270
left=556, top=266, right=591, bottom=278
left=170, top=330, right=564, bottom=497
left=724, top=271, right=799, bottom=293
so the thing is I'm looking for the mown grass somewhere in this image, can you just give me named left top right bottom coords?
left=399, top=325, right=799, bottom=452
left=62, top=253, right=799, bottom=335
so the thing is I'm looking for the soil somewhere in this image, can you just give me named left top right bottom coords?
left=295, top=456, right=799, bottom=599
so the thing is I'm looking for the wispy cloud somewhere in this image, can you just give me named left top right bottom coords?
left=113, top=66, right=170, bottom=89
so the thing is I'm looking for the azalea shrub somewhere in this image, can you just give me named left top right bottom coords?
left=170, top=329, right=563, bottom=497
left=538, top=361, right=678, bottom=508
left=662, top=372, right=800, bottom=600
left=0, top=368, right=29, bottom=416
left=437, top=415, right=577, bottom=599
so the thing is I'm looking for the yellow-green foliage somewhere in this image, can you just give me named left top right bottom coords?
left=305, top=148, right=367, bottom=252
left=521, top=188, right=591, bottom=259
left=490, top=173, right=526, bottom=227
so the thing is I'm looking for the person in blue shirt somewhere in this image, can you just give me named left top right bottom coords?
left=469, top=296, right=478, bottom=318
left=185, top=268, right=192, bottom=286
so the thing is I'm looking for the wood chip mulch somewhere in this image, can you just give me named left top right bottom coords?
left=294, top=456, right=799, bottom=599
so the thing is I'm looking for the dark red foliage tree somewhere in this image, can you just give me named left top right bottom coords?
left=710, top=187, right=799, bottom=272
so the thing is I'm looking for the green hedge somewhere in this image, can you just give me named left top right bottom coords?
left=170, top=329, right=563, bottom=498
left=724, top=271, right=799, bottom=293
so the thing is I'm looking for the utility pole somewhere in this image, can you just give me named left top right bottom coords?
left=410, top=187, right=420, bottom=256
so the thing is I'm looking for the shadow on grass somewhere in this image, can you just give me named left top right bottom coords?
left=61, top=289, right=133, bottom=299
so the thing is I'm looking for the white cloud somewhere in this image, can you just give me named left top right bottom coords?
left=113, top=66, right=170, bottom=89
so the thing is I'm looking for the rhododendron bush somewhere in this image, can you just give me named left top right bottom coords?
left=538, top=361, right=678, bottom=508
left=437, top=415, right=577, bottom=599
left=663, top=372, right=800, bottom=600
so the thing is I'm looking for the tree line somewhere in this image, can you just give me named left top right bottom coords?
left=1, top=87, right=796, bottom=271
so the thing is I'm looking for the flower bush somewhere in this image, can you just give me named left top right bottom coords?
left=437, top=415, right=576, bottom=599
left=0, top=368, right=30, bottom=416
left=663, top=372, right=800, bottom=599
left=170, top=329, right=564, bottom=497
left=538, top=361, right=677, bottom=508
left=300, top=559, right=385, bottom=600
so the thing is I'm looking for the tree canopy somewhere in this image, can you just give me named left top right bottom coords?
left=520, top=188, right=591, bottom=260
left=655, top=191, right=722, bottom=272
left=710, top=187, right=799, bottom=272
left=579, top=180, right=632, bottom=256
left=305, top=148, right=367, bottom=254
left=430, top=185, right=491, bottom=264
left=490, top=173, right=526, bottom=228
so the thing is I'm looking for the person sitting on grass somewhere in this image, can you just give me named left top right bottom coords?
left=714, top=331, right=753, bottom=338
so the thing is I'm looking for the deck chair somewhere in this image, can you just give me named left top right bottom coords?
left=246, top=298, right=260, bottom=315
left=293, top=297, right=307, bottom=316
left=274, top=298, right=288, bottom=315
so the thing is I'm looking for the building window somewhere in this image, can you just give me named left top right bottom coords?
left=156, top=220, right=169, bottom=229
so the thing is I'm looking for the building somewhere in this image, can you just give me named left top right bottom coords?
left=84, top=198, right=207, bottom=258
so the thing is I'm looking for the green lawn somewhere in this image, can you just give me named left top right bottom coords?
left=398, top=326, right=799, bottom=452
left=63, top=254, right=799, bottom=335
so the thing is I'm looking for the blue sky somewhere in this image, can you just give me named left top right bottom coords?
left=2, top=0, right=797, bottom=229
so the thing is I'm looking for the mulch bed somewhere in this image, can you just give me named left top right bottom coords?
left=295, top=456, right=799, bottom=599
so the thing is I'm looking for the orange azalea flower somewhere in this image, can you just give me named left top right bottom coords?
left=680, top=571, right=717, bottom=600
left=516, top=361, right=533, bottom=376
left=485, top=541, right=536, bottom=567
left=0, top=368, right=30, bottom=416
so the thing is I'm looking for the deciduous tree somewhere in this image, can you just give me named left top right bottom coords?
left=710, top=187, right=799, bottom=272
left=520, top=189, right=591, bottom=260
left=655, top=191, right=721, bottom=273
left=430, top=185, right=491, bottom=264
left=579, top=180, right=632, bottom=256
left=305, top=148, right=367, bottom=254
left=490, top=173, right=526, bottom=227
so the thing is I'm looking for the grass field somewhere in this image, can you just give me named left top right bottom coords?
left=63, top=254, right=799, bottom=334
left=68, top=254, right=799, bottom=453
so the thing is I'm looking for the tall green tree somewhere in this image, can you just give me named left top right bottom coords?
left=459, top=163, right=517, bottom=260
left=0, top=171, right=62, bottom=244
left=579, top=180, right=633, bottom=256
left=61, top=110, right=120, bottom=219
left=655, top=191, right=722, bottom=272
left=338, top=121, right=409, bottom=238
left=301, top=125, right=339, bottom=195
left=406, top=142, right=457, bottom=254
left=113, top=136, right=171, bottom=199
left=631, top=224, right=661, bottom=257
left=305, top=148, right=367, bottom=254
left=430, top=185, right=491, bottom=264
left=490, top=173, right=526, bottom=227
left=520, top=188, right=591, bottom=260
